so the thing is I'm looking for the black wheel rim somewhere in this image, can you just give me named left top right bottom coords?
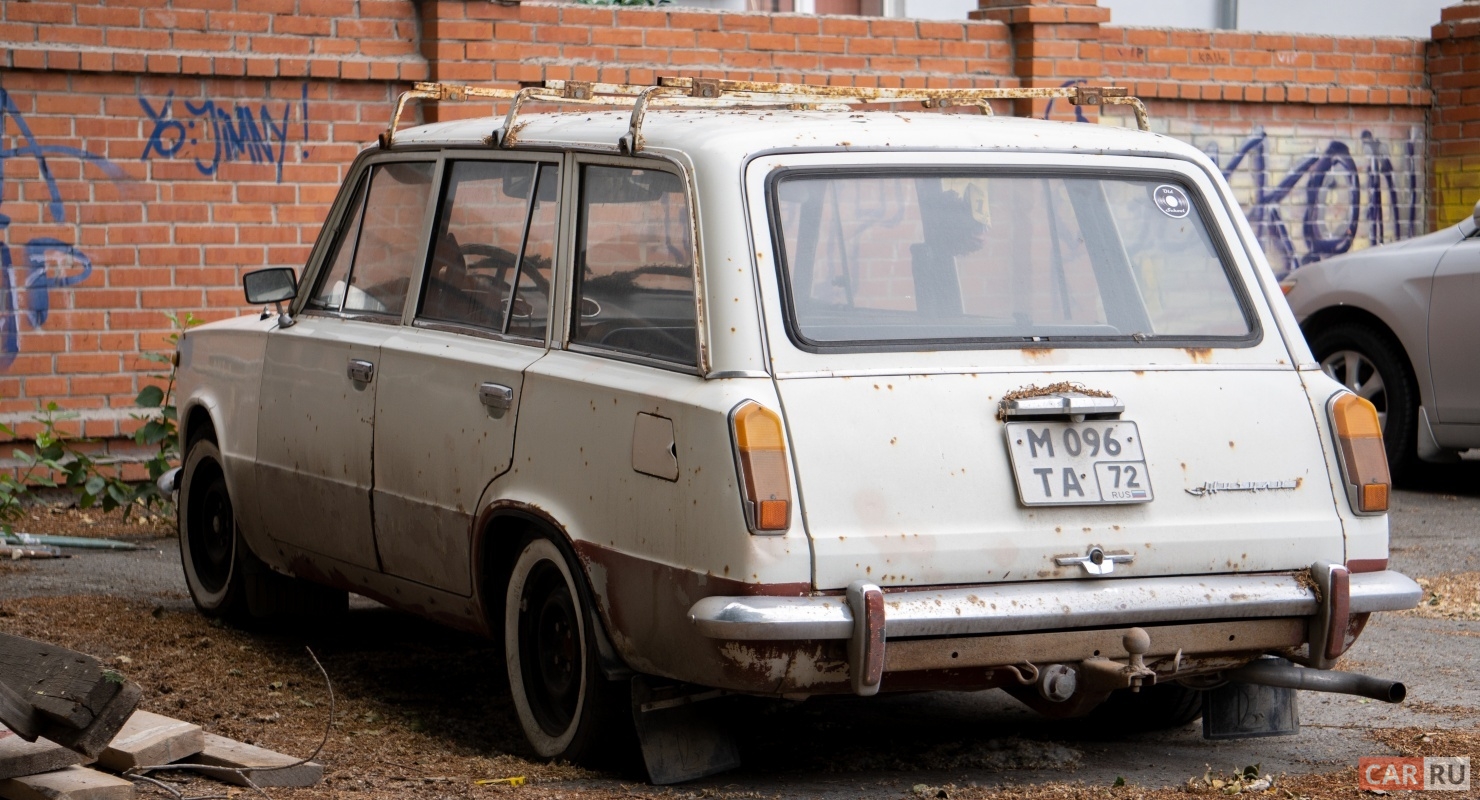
left=186, top=459, right=234, bottom=595
left=518, top=560, right=583, bottom=737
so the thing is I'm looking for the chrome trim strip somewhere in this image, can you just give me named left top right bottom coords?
left=688, top=571, right=1419, bottom=641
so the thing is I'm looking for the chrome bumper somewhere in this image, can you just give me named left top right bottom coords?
left=688, top=570, right=1420, bottom=640
left=687, top=569, right=1421, bottom=695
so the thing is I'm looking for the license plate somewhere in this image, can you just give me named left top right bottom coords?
left=1004, top=420, right=1153, bottom=506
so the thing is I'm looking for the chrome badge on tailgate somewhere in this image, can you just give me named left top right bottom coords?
left=1005, top=420, right=1153, bottom=506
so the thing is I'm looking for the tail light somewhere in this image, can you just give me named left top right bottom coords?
left=730, top=401, right=791, bottom=534
left=1328, top=393, right=1390, bottom=514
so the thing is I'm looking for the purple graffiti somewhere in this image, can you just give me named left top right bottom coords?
left=1209, top=127, right=1419, bottom=277
left=0, top=89, right=124, bottom=371
left=140, top=84, right=309, bottom=183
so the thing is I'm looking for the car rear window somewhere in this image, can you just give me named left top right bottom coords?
left=770, top=170, right=1253, bottom=350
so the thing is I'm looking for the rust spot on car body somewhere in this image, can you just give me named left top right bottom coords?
left=1184, top=347, right=1213, bottom=363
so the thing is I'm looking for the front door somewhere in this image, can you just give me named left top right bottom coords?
left=255, top=159, right=437, bottom=569
left=371, top=158, right=560, bottom=595
left=1428, top=234, right=1480, bottom=424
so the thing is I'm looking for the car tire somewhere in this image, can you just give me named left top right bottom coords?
left=178, top=438, right=250, bottom=621
left=1307, top=323, right=1419, bottom=480
left=1089, top=681, right=1203, bottom=731
left=179, top=436, right=348, bottom=625
left=504, top=535, right=626, bottom=764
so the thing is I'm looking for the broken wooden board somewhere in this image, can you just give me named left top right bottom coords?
left=0, top=683, right=37, bottom=742
left=0, top=634, right=122, bottom=732
left=97, top=711, right=203, bottom=773
left=34, top=684, right=141, bottom=761
left=0, top=727, right=89, bottom=782
left=0, top=766, right=134, bottom=800
left=183, top=733, right=322, bottom=788
left=0, top=634, right=141, bottom=758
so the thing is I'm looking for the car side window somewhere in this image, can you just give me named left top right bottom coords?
left=419, top=160, right=558, bottom=339
left=306, top=173, right=368, bottom=311
left=308, top=161, right=435, bottom=317
left=572, top=165, right=697, bottom=367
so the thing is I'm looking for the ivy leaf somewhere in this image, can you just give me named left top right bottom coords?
left=84, top=476, right=106, bottom=497
left=136, top=386, right=165, bottom=408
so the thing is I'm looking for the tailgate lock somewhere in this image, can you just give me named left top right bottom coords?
left=1056, top=546, right=1134, bottom=575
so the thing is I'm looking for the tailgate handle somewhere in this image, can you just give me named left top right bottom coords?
left=1002, top=391, right=1123, bottom=421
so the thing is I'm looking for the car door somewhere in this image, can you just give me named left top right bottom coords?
left=254, top=157, right=437, bottom=570
left=370, top=156, right=560, bottom=595
left=1427, top=231, right=1480, bottom=424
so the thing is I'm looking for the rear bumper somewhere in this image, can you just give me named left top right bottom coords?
left=688, top=569, right=1420, bottom=640
left=687, top=568, right=1421, bottom=695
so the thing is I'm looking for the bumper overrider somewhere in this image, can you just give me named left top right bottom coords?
left=686, top=564, right=1421, bottom=697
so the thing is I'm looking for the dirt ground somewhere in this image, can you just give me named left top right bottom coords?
left=2, top=505, right=1476, bottom=800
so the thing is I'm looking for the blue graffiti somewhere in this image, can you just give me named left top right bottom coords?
left=0, top=89, right=125, bottom=371
left=1209, top=128, right=1420, bottom=276
left=140, top=84, right=308, bottom=183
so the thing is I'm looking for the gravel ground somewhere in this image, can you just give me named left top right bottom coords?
left=1, top=472, right=1477, bottom=800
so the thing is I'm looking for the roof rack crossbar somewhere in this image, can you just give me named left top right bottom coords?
left=379, top=78, right=1150, bottom=150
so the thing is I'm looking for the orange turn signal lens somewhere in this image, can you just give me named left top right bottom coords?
left=731, top=401, right=791, bottom=533
left=1329, top=393, right=1390, bottom=514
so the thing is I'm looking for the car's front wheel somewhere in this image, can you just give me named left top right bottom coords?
left=504, top=535, right=626, bottom=764
left=1307, top=323, right=1418, bottom=479
left=179, top=438, right=249, bottom=620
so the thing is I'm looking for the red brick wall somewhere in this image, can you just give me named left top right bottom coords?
left=1429, top=1, right=1480, bottom=227
left=0, top=0, right=1464, bottom=460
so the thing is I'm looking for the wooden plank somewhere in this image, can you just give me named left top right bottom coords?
left=0, top=635, right=121, bottom=733
left=183, top=734, right=322, bottom=788
left=0, top=727, right=88, bottom=782
left=96, top=711, right=203, bottom=773
left=0, top=682, right=38, bottom=742
left=37, top=683, right=141, bottom=761
left=0, top=766, right=133, bottom=800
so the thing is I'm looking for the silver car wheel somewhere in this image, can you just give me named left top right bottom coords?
left=1321, top=349, right=1388, bottom=430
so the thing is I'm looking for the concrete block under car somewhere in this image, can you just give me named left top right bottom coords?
left=97, top=711, right=204, bottom=773
left=0, top=766, right=134, bottom=800
left=182, top=734, right=322, bottom=788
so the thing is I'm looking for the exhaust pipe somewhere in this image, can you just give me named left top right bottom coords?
left=1225, top=659, right=1405, bottom=703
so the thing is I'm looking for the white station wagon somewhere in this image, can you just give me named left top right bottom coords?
left=171, top=79, right=1422, bottom=782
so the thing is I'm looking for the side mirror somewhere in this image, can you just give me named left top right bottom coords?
left=1473, top=199, right=1480, bottom=228
left=244, top=268, right=298, bottom=304
left=244, top=268, right=298, bottom=328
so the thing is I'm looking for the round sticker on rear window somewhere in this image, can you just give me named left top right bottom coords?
left=1153, top=184, right=1191, bottom=218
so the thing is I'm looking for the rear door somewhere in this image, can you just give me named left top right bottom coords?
left=256, top=158, right=436, bottom=570
left=749, top=153, right=1344, bottom=590
left=370, top=156, right=560, bottom=595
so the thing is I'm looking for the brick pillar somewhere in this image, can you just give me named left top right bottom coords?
left=970, top=0, right=1108, bottom=119
left=1429, top=0, right=1480, bottom=228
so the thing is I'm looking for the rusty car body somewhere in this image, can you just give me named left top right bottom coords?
left=170, top=80, right=1422, bottom=781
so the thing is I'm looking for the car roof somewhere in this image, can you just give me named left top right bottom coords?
left=389, top=109, right=1206, bottom=162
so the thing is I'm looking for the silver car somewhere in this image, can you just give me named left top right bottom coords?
left=1284, top=200, right=1480, bottom=478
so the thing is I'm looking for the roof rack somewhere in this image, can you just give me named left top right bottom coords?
left=379, top=77, right=1150, bottom=152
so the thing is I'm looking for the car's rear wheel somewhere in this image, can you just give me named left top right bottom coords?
left=1308, top=323, right=1418, bottom=479
left=504, top=535, right=626, bottom=764
left=179, top=438, right=249, bottom=620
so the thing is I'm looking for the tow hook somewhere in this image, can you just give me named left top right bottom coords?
left=1079, top=627, right=1159, bottom=693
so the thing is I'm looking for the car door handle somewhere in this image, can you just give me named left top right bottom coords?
left=478, top=382, right=514, bottom=416
left=347, top=359, right=375, bottom=384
